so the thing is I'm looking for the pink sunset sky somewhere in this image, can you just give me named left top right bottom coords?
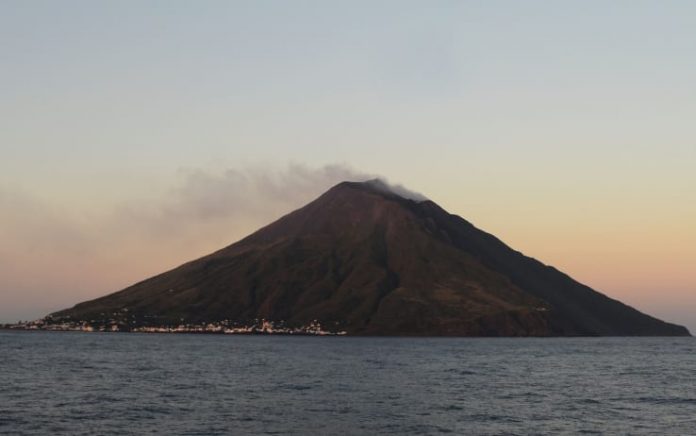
left=1, top=1, right=694, bottom=331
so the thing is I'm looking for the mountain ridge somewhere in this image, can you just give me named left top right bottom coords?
left=50, top=180, right=690, bottom=336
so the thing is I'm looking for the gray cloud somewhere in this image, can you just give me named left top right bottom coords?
left=1, top=164, right=426, bottom=256
left=156, top=164, right=427, bottom=224
left=0, top=163, right=427, bottom=255
left=111, top=163, right=376, bottom=241
left=169, top=163, right=373, bottom=220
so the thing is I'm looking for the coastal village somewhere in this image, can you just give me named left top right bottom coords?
left=2, top=317, right=347, bottom=336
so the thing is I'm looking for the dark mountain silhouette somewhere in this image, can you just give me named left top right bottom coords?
left=51, top=180, right=690, bottom=336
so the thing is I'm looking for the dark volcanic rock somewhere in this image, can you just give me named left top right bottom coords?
left=51, top=180, right=690, bottom=336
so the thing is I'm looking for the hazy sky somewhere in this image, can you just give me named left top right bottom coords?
left=1, top=1, right=695, bottom=331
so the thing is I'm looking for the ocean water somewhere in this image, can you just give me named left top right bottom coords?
left=1, top=332, right=695, bottom=435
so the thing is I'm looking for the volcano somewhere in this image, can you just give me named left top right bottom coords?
left=51, top=180, right=689, bottom=336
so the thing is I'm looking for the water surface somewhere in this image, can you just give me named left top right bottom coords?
left=1, top=331, right=694, bottom=435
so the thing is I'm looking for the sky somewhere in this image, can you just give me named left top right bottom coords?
left=1, top=1, right=695, bottom=332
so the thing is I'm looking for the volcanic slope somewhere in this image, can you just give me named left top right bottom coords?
left=52, top=180, right=690, bottom=336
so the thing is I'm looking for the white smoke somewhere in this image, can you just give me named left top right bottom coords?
left=364, top=178, right=428, bottom=202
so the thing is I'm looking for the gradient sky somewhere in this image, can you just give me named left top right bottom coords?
left=1, top=1, right=695, bottom=331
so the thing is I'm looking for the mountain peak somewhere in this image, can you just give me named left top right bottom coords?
left=332, top=178, right=428, bottom=203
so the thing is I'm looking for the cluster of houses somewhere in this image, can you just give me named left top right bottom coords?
left=2, top=318, right=347, bottom=336
left=2, top=319, right=108, bottom=332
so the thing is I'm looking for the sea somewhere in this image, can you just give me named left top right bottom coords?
left=1, top=331, right=695, bottom=435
